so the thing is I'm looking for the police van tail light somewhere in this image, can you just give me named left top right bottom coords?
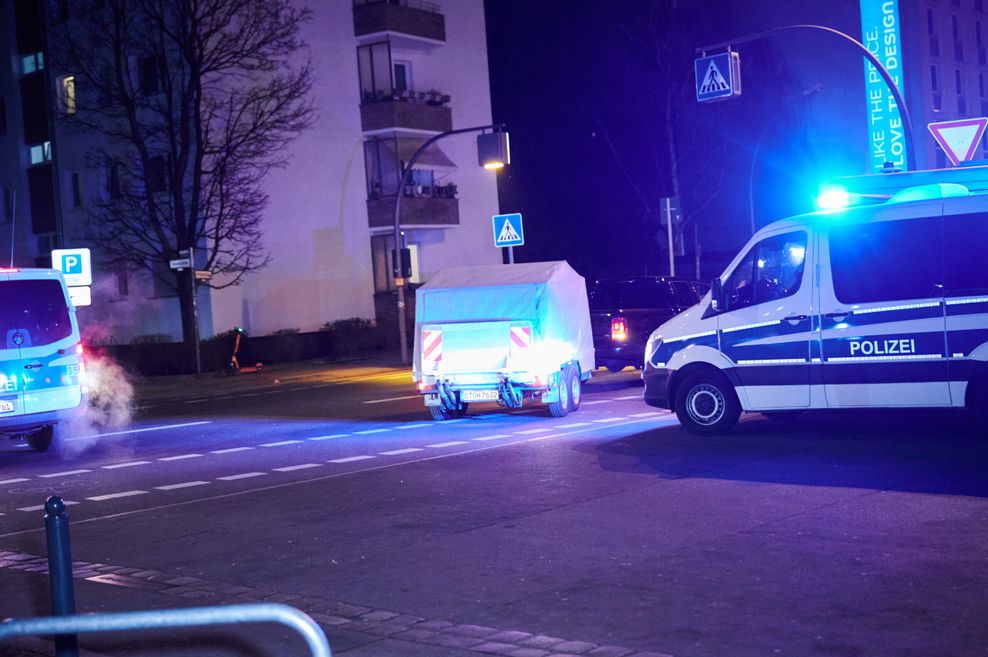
left=0, top=267, right=19, bottom=273
left=611, top=317, right=628, bottom=342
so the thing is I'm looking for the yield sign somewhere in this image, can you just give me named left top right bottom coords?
left=927, top=117, right=988, bottom=166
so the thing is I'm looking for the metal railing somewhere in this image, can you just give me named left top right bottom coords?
left=0, top=603, right=332, bottom=657
left=354, top=0, right=442, bottom=14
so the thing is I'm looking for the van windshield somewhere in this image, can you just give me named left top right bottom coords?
left=1, top=280, right=73, bottom=348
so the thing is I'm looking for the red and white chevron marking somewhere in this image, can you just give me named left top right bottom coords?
left=422, top=330, right=442, bottom=371
left=509, top=325, right=532, bottom=358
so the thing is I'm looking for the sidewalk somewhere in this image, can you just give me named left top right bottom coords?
left=126, top=351, right=410, bottom=404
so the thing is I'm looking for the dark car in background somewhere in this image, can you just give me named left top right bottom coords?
left=589, top=276, right=709, bottom=372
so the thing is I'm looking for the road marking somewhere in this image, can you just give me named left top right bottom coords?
left=87, top=491, right=148, bottom=502
left=211, top=447, right=254, bottom=454
left=17, top=501, right=78, bottom=512
left=217, top=472, right=268, bottom=481
left=155, top=481, right=210, bottom=491
left=444, top=419, right=469, bottom=424
left=39, top=469, right=91, bottom=478
left=581, top=400, right=613, bottom=406
left=308, top=434, right=348, bottom=441
left=630, top=411, right=664, bottom=418
left=556, top=422, right=591, bottom=428
left=363, top=395, right=421, bottom=404
left=1, top=478, right=30, bottom=485
left=395, top=423, right=430, bottom=430
left=159, top=454, right=203, bottom=462
left=379, top=448, right=424, bottom=456
left=354, top=428, right=390, bottom=435
left=328, top=455, right=376, bottom=464
left=426, top=441, right=468, bottom=448
left=517, top=427, right=552, bottom=435
left=259, top=440, right=303, bottom=447
left=593, top=417, right=626, bottom=423
left=473, top=434, right=510, bottom=441
left=102, top=461, right=151, bottom=470
left=273, top=464, right=322, bottom=472
left=613, top=395, right=641, bottom=401
left=66, top=421, right=212, bottom=442
left=183, top=399, right=208, bottom=404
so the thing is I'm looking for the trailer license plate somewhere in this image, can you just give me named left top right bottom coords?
left=461, top=390, right=499, bottom=402
left=0, top=399, right=14, bottom=414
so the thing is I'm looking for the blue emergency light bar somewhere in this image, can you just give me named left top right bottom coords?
left=817, top=163, right=988, bottom=210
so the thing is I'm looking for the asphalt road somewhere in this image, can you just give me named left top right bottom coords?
left=1, top=363, right=987, bottom=657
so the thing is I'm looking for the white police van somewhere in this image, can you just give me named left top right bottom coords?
left=1, top=268, right=86, bottom=451
left=643, top=168, right=988, bottom=434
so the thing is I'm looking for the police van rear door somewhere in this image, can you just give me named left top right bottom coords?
left=819, top=201, right=950, bottom=407
left=0, top=272, right=26, bottom=420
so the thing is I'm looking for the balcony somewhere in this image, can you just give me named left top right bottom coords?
left=367, top=186, right=459, bottom=229
left=361, top=89, right=452, bottom=132
left=353, top=0, right=446, bottom=43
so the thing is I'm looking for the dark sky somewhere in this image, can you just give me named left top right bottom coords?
left=483, top=0, right=867, bottom=282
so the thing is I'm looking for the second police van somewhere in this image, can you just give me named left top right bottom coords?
left=643, top=167, right=988, bottom=434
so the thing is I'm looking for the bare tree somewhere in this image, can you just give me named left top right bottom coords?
left=52, top=0, right=315, bottom=346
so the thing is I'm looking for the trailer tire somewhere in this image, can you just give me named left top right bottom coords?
left=548, top=370, right=570, bottom=418
left=565, top=366, right=582, bottom=412
left=428, top=401, right=468, bottom=421
left=674, top=371, right=740, bottom=435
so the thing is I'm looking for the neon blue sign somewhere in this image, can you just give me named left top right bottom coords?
left=861, top=0, right=908, bottom=171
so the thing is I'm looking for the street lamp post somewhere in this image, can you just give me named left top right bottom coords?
left=393, top=124, right=508, bottom=365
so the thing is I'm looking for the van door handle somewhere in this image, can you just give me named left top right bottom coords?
left=24, top=362, right=43, bottom=370
left=782, top=314, right=808, bottom=322
left=824, top=311, right=852, bottom=319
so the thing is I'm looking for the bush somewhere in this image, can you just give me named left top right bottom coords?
left=131, top=333, right=174, bottom=345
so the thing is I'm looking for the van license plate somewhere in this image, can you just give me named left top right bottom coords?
left=0, top=400, right=15, bottom=414
left=461, top=390, right=499, bottom=402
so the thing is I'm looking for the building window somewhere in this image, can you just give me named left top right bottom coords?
left=932, top=64, right=939, bottom=91
left=116, top=268, right=129, bottom=297
left=71, top=172, right=82, bottom=207
left=959, top=96, right=968, bottom=114
left=147, top=155, right=167, bottom=194
left=357, top=42, right=392, bottom=102
left=978, top=0, right=985, bottom=12
left=934, top=93, right=943, bottom=111
left=29, top=141, right=52, bottom=165
left=957, top=69, right=964, bottom=94
left=58, top=75, right=76, bottom=115
left=21, top=52, right=44, bottom=76
left=393, top=60, right=411, bottom=92
left=137, top=56, right=159, bottom=94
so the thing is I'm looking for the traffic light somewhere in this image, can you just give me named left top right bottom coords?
left=391, top=248, right=412, bottom=279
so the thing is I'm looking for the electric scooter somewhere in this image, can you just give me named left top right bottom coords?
left=227, top=327, right=263, bottom=374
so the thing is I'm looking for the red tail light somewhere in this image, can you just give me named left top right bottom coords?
left=611, top=317, right=628, bottom=342
left=0, top=267, right=19, bottom=273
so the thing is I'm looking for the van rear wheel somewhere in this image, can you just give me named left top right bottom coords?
left=27, top=423, right=62, bottom=452
left=674, top=372, right=741, bottom=435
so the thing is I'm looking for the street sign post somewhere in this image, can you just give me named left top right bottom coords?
left=928, top=118, right=988, bottom=166
left=695, top=51, right=741, bottom=102
left=169, top=257, right=192, bottom=270
left=51, top=248, right=93, bottom=307
left=492, top=212, right=524, bottom=264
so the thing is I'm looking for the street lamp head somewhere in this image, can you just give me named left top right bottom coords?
left=477, top=130, right=510, bottom=170
left=483, top=161, right=505, bottom=171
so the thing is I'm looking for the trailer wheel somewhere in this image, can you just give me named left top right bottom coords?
left=548, top=371, right=570, bottom=418
left=428, top=404, right=453, bottom=421
left=674, top=371, right=740, bottom=435
left=565, top=366, right=582, bottom=412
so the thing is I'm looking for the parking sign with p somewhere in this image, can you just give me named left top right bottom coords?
left=52, top=248, right=92, bottom=287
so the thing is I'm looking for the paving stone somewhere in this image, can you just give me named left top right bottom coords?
left=220, top=585, right=255, bottom=596
left=417, top=619, right=455, bottom=630
left=506, top=649, right=552, bottom=657
left=288, top=596, right=324, bottom=610
left=363, top=624, right=408, bottom=637
left=473, top=641, right=522, bottom=655
left=263, top=593, right=301, bottom=603
left=427, top=633, right=485, bottom=649
left=385, top=613, right=424, bottom=626
left=446, top=624, right=498, bottom=638
left=488, top=631, right=535, bottom=644
left=114, top=568, right=141, bottom=575
left=131, top=570, right=160, bottom=579
left=164, top=576, right=202, bottom=586
left=552, top=641, right=597, bottom=654
left=585, top=646, right=635, bottom=657
left=391, top=628, right=440, bottom=642
left=360, top=610, right=399, bottom=622
left=328, top=602, right=371, bottom=617
left=626, top=652, right=674, bottom=657
left=308, top=613, right=351, bottom=627
left=519, top=636, right=567, bottom=649
left=176, top=590, right=212, bottom=599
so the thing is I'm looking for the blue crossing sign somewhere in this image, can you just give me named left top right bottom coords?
left=492, top=213, right=524, bottom=247
left=695, top=51, right=741, bottom=102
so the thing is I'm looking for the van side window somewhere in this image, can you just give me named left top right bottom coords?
left=829, top=217, right=942, bottom=304
left=942, top=213, right=988, bottom=296
left=725, top=231, right=807, bottom=311
left=0, top=280, right=72, bottom=347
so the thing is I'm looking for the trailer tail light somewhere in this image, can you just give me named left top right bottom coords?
left=611, top=317, right=628, bottom=342
left=422, top=330, right=442, bottom=371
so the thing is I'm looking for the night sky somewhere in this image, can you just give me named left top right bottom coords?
left=483, top=0, right=867, bottom=282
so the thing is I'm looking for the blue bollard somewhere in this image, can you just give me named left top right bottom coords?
left=44, top=496, right=79, bottom=657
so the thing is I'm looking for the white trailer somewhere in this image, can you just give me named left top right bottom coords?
left=412, top=261, right=595, bottom=420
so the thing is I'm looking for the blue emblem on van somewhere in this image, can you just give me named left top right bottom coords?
left=12, top=332, right=24, bottom=346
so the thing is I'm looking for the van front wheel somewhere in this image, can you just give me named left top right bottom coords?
left=674, top=372, right=741, bottom=435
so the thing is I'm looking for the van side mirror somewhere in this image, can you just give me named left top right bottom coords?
left=710, top=278, right=725, bottom=313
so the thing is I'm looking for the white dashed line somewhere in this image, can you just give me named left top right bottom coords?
left=363, top=395, right=421, bottom=404
left=517, top=427, right=552, bottom=435
left=159, top=454, right=203, bottom=462
left=473, top=434, right=510, bottom=441
left=87, top=490, right=148, bottom=502
left=66, top=421, right=212, bottom=442
left=613, top=395, right=641, bottom=401
left=17, top=501, right=78, bottom=512
left=593, top=417, right=627, bottom=423
left=581, top=400, right=613, bottom=406
left=155, top=481, right=210, bottom=491
left=273, top=463, right=322, bottom=472
left=328, top=455, right=376, bottom=464
left=395, top=423, right=430, bottom=430
left=444, top=419, right=469, bottom=424
left=426, top=441, right=468, bottom=448
left=183, top=399, right=208, bottom=404
left=217, top=472, right=268, bottom=481
left=630, top=411, right=663, bottom=418
left=354, top=429, right=390, bottom=435
left=102, top=461, right=151, bottom=470
left=308, top=434, right=348, bottom=441
left=211, top=447, right=254, bottom=454
left=259, top=440, right=303, bottom=447
left=1, top=478, right=30, bottom=485
left=39, top=469, right=91, bottom=478
left=556, top=422, right=591, bottom=428
left=379, top=448, right=424, bottom=456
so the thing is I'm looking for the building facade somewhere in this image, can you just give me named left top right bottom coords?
left=0, top=0, right=502, bottom=344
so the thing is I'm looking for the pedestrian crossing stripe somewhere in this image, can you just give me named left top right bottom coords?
left=699, top=61, right=729, bottom=94
left=497, top=220, right=521, bottom=243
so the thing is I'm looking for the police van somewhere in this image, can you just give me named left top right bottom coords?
left=643, top=167, right=988, bottom=434
left=1, top=268, right=86, bottom=451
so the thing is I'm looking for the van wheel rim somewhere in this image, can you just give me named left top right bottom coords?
left=686, top=384, right=724, bottom=426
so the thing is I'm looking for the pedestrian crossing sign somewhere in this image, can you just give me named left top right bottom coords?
left=492, top=213, right=524, bottom=247
left=695, top=50, right=741, bottom=102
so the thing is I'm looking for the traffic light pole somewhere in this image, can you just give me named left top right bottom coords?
left=697, top=24, right=916, bottom=172
left=393, top=123, right=505, bottom=365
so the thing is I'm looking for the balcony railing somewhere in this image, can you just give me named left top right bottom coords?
left=366, top=187, right=459, bottom=229
left=353, top=0, right=446, bottom=42
left=360, top=89, right=452, bottom=132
